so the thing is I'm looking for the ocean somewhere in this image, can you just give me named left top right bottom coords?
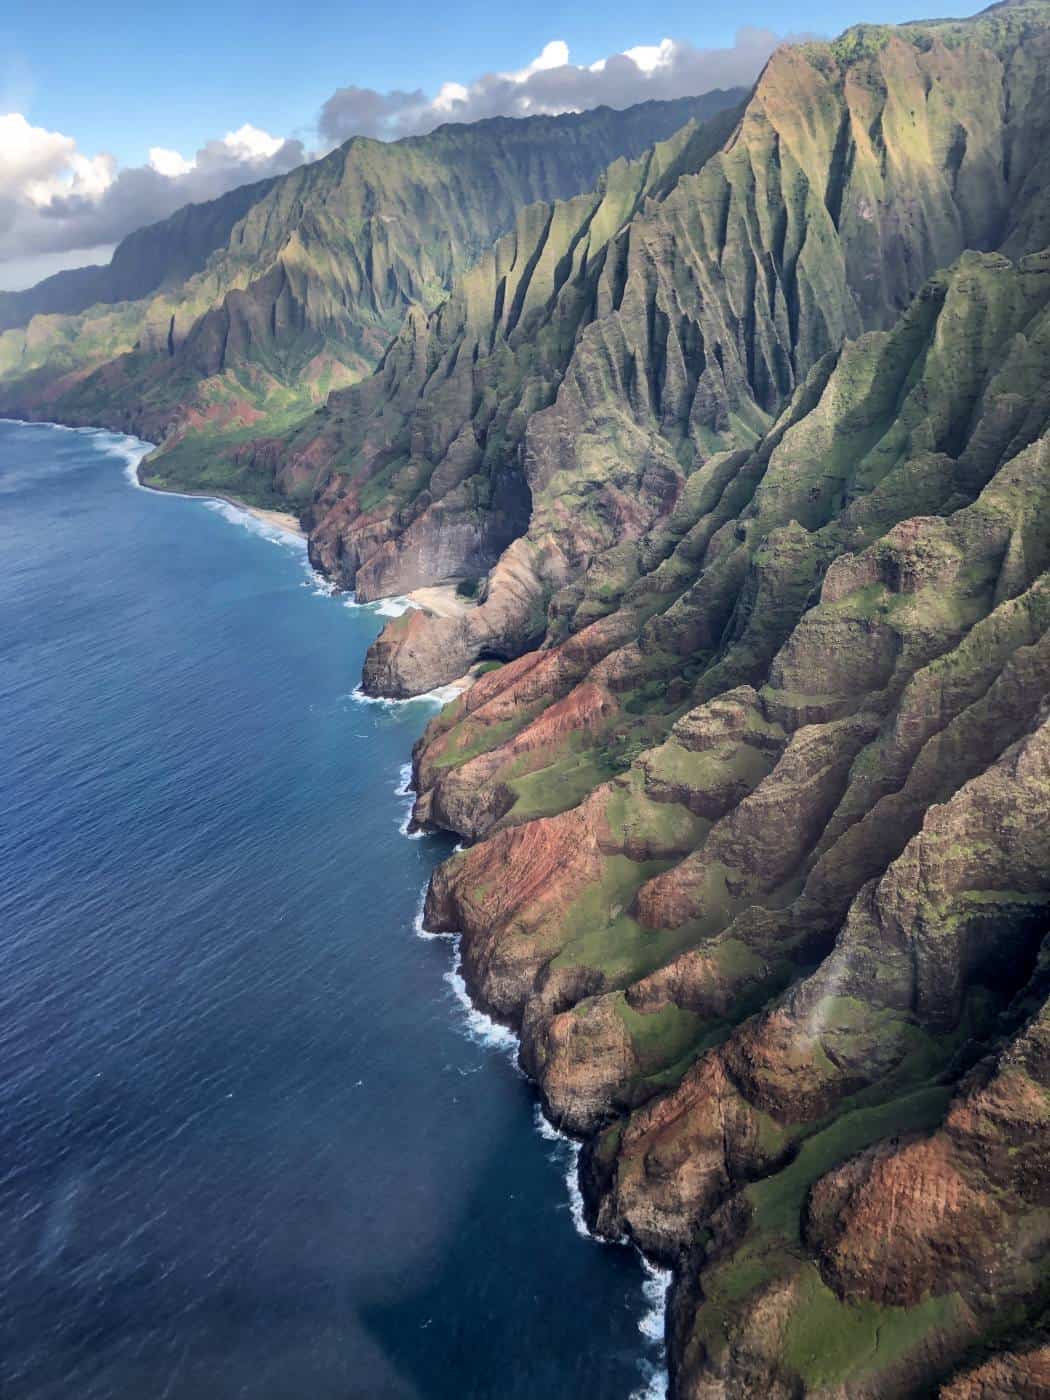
left=0, top=420, right=665, bottom=1399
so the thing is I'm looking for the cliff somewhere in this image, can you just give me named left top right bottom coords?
left=311, top=5, right=1049, bottom=1393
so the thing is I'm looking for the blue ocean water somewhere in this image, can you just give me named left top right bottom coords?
left=0, top=420, right=666, bottom=1399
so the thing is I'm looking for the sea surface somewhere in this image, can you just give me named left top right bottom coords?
left=0, top=420, right=666, bottom=1400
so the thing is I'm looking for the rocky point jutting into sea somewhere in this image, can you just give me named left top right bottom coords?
left=3, top=3, right=1050, bottom=1394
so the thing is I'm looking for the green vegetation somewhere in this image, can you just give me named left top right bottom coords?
left=0, top=92, right=745, bottom=502
left=781, top=1268, right=962, bottom=1390
left=612, top=995, right=707, bottom=1075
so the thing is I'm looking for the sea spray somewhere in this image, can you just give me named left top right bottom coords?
left=630, top=1260, right=673, bottom=1399
left=410, top=887, right=521, bottom=1059
left=532, top=1104, right=591, bottom=1240
left=201, top=499, right=306, bottom=551
left=373, top=595, right=419, bottom=618
left=395, top=763, right=425, bottom=838
left=342, top=593, right=418, bottom=618
left=91, top=429, right=155, bottom=489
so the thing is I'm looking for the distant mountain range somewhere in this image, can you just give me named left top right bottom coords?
left=0, top=93, right=743, bottom=478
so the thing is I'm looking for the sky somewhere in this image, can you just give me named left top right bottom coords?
left=1, top=0, right=971, bottom=290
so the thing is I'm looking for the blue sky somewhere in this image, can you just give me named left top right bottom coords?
left=4, top=0, right=968, bottom=166
left=0, top=0, right=974, bottom=288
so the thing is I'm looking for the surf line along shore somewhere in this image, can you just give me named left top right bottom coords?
left=122, top=434, right=479, bottom=632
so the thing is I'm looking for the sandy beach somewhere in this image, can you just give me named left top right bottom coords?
left=403, top=583, right=474, bottom=618
left=242, top=504, right=306, bottom=538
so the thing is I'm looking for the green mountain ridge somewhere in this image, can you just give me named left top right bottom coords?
left=0, top=174, right=281, bottom=333
left=0, top=93, right=744, bottom=479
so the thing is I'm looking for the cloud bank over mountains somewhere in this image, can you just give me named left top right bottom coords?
left=0, top=115, right=306, bottom=288
left=320, top=28, right=791, bottom=141
left=0, top=28, right=792, bottom=290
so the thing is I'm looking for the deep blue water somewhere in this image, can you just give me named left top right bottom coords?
left=0, top=421, right=665, bottom=1400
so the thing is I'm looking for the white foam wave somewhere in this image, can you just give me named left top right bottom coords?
left=411, top=887, right=673, bottom=1389
left=627, top=1259, right=671, bottom=1399
left=0, top=419, right=155, bottom=488
left=443, top=967, right=520, bottom=1056
left=532, top=1103, right=593, bottom=1240
left=629, top=1364, right=669, bottom=1400
left=395, top=764, right=425, bottom=837
left=412, top=888, right=431, bottom=940
left=351, top=683, right=460, bottom=710
left=0, top=416, right=78, bottom=431
left=306, top=571, right=337, bottom=596
left=372, top=595, right=420, bottom=618
left=64, top=426, right=154, bottom=486
left=638, top=1258, right=672, bottom=1342
left=97, top=424, right=312, bottom=563
left=201, top=497, right=307, bottom=552
left=343, top=592, right=418, bottom=617
left=343, top=592, right=421, bottom=619
left=99, top=432, right=155, bottom=486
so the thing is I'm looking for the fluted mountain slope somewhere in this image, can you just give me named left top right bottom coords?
left=238, top=0, right=1050, bottom=702
left=0, top=94, right=742, bottom=493
left=416, top=240, right=1050, bottom=1396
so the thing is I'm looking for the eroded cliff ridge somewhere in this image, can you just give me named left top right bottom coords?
left=0, top=94, right=742, bottom=503
left=272, top=4, right=1049, bottom=1393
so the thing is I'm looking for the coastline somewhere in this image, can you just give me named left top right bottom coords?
left=132, top=421, right=672, bottom=1397
left=232, top=502, right=305, bottom=538
left=400, top=765, right=672, bottom=1400
left=135, top=472, right=307, bottom=541
left=0, top=419, right=308, bottom=544
left=408, top=897, right=673, bottom=1400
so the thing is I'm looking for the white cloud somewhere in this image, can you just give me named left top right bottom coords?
left=0, top=112, right=116, bottom=208
left=319, top=27, right=805, bottom=143
left=149, top=146, right=193, bottom=177
left=432, top=82, right=469, bottom=113
left=221, top=123, right=284, bottom=162
left=0, top=112, right=74, bottom=183
left=0, top=112, right=305, bottom=289
left=621, top=39, right=677, bottom=75
left=505, top=40, right=570, bottom=83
